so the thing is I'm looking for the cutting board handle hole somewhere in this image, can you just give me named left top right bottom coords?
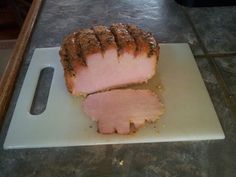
left=30, top=67, right=54, bottom=115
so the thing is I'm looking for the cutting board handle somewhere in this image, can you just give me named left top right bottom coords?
left=30, top=67, right=54, bottom=115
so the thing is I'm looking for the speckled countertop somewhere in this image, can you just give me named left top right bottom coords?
left=1, top=0, right=236, bottom=176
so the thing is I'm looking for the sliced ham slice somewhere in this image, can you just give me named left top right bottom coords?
left=82, top=89, right=164, bottom=134
left=59, top=23, right=159, bottom=96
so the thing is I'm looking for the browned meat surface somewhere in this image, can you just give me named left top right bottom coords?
left=59, top=23, right=160, bottom=96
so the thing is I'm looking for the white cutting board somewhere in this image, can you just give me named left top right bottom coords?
left=4, top=43, right=225, bottom=149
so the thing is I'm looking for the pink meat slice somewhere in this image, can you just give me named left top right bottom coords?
left=82, top=89, right=164, bottom=134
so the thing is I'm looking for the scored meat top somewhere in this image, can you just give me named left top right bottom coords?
left=59, top=23, right=160, bottom=95
left=59, top=23, right=159, bottom=66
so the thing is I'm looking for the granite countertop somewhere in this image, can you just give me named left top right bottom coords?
left=0, top=0, right=236, bottom=176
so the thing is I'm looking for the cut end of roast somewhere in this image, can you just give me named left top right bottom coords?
left=82, top=89, right=165, bottom=134
left=59, top=23, right=159, bottom=96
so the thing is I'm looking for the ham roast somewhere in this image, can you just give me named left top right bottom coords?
left=59, top=23, right=159, bottom=96
left=59, top=23, right=164, bottom=134
left=82, top=89, right=164, bottom=134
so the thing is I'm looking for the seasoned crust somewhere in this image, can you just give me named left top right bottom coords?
left=77, top=29, right=102, bottom=58
left=59, top=32, right=85, bottom=69
left=126, top=24, right=159, bottom=58
left=59, top=23, right=159, bottom=94
left=59, top=53, right=75, bottom=94
left=61, top=33, right=82, bottom=60
left=60, top=28, right=103, bottom=66
left=59, top=33, right=76, bottom=75
left=60, top=24, right=159, bottom=63
left=110, top=23, right=136, bottom=55
left=93, top=25, right=117, bottom=52
left=59, top=32, right=81, bottom=94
